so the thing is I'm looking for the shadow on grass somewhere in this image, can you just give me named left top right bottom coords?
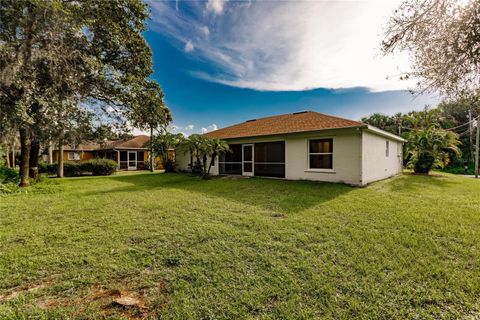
left=384, top=172, right=460, bottom=192
left=80, top=173, right=355, bottom=214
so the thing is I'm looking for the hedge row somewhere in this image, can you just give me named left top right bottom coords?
left=39, top=159, right=117, bottom=176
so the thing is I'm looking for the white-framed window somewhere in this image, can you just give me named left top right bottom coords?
left=308, top=138, right=333, bottom=170
left=386, top=140, right=390, bottom=157
left=68, top=152, right=81, bottom=161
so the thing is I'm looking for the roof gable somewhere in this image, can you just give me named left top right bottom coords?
left=205, top=111, right=365, bottom=139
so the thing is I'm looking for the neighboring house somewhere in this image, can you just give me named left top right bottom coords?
left=177, top=111, right=405, bottom=186
left=52, top=135, right=167, bottom=170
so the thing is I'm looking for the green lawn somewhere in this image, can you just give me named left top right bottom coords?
left=0, top=172, right=479, bottom=319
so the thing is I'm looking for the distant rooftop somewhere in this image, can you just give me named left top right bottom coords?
left=58, top=135, right=150, bottom=151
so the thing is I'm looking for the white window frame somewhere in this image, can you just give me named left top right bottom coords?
left=385, top=140, right=390, bottom=157
left=307, top=137, right=334, bottom=172
left=68, top=152, right=81, bottom=161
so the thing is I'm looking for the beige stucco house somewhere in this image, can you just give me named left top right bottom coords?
left=176, top=111, right=405, bottom=186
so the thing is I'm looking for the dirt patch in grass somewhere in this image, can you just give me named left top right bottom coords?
left=0, top=281, right=51, bottom=302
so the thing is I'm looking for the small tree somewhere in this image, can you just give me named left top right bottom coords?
left=129, top=81, right=172, bottom=172
left=183, top=134, right=207, bottom=175
left=151, top=132, right=185, bottom=172
left=202, top=139, right=230, bottom=179
left=404, top=126, right=461, bottom=174
left=182, top=135, right=230, bottom=179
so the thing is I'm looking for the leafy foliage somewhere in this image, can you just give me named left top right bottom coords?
left=383, top=0, right=480, bottom=96
left=0, top=165, right=19, bottom=184
left=0, top=0, right=163, bottom=185
left=39, top=159, right=117, bottom=177
left=150, top=132, right=185, bottom=173
left=404, top=126, right=461, bottom=174
left=180, top=135, right=230, bottom=179
left=362, top=102, right=477, bottom=170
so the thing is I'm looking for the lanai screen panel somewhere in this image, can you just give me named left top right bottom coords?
left=254, top=141, right=285, bottom=178
left=219, top=144, right=242, bottom=175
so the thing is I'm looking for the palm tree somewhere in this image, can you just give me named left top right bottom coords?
left=183, top=134, right=206, bottom=174
left=404, top=125, right=461, bottom=174
left=182, top=135, right=230, bottom=179
left=203, top=139, right=230, bottom=179
left=151, top=132, right=184, bottom=172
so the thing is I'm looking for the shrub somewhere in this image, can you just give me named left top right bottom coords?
left=440, top=163, right=475, bottom=175
left=0, top=166, right=19, bottom=184
left=164, top=159, right=176, bottom=173
left=404, top=126, right=461, bottom=174
left=88, top=159, right=117, bottom=176
left=39, top=162, right=58, bottom=175
left=63, top=162, right=83, bottom=177
left=38, top=159, right=117, bottom=177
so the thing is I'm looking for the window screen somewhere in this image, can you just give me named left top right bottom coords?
left=219, top=144, right=242, bottom=175
left=254, top=141, right=285, bottom=178
left=309, top=138, right=333, bottom=170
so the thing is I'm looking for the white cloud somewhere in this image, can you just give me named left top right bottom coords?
left=206, top=0, right=225, bottom=15
left=150, top=0, right=415, bottom=92
left=184, top=40, right=194, bottom=52
left=201, top=124, right=218, bottom=134
left=169, top=123, right=197, bottom=136
left=199, top=25, right=210, bottom=37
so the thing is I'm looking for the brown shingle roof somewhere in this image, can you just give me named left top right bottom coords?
left=59, top=135, right=150, bottom=151
left=63, top=143, right=101, bottom=151
left=105, top=135, right=150, bottom=149
left=205, top=111, right=366, bottom=140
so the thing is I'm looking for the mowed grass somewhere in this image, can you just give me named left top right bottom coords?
left=0, top=172, right=479, bottom=319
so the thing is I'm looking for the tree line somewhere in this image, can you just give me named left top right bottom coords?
left=361, top=96, right=479, bottom=173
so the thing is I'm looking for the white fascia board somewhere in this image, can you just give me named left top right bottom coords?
left=364, top=125, right=407, bottom=143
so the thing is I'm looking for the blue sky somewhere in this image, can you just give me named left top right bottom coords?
left=144, top=0, right=439, bottom=135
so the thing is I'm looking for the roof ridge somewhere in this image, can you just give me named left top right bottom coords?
left=311, top=111, right=365, bottom=125
left=241, top=110, right=314, bottom=123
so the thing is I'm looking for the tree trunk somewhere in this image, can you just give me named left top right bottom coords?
left=29, top=138, right=40, bottom=181
left=4, top=145, right=10, bottom=168
left=150, top=125, right=154, bottom=172
left=19, top=128, right=31, bottom=187
left=202, top=154, right=208, bottom=179
left=207, top=152, right=216, bottom=177
left=48, top=141, right=53, bottom=165
left=12, top=140, right=16, bottom=169
left=57, top=142, right=64, bottom=178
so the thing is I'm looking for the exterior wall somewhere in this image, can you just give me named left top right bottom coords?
left=361, top=130, right=403, bottom=184
left=285, top=129, right=362, bottom=185
left=176, top=146, right=191, bottom=171
left=213, top=128, right=363, bottom=185
left=176, top=128, right=403, bottom=186
left=53, top=150, right=95, bottom=162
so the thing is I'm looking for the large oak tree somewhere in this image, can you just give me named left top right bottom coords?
left=0, top=0, right=159, bottom=186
